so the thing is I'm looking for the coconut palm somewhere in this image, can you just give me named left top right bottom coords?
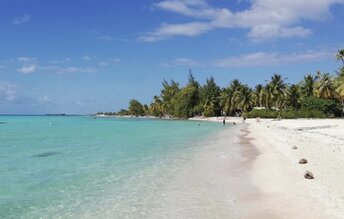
left=219, top=79, right=243, bottom=115
left=269, top=74, right=287, bottom=110
left=336, top=49, right=344, bottom=65
left=149, top=95, right=165, bottom=117
left=335, top=71, right=344, bottom=114
left=236, top=86, right=253, bottom=112
left=300, top=74, right=317, bottom=97
left=315, top=73, right=336, bottom=99
left=287, top=84, right=301, bottom=109
left=260, top=84, right=274, bottom=108
left=160, top=80, right=179, bottom=115
left=252, top=84, right=263, bottom=107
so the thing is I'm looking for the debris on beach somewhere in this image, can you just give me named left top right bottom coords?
left=299, top=158, right=308, bottom=164
left=304, top=171, right=314, bottom=179
left=292, top=146, right=298, bottom=150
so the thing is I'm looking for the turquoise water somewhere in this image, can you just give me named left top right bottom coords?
left=0, top=116, right=224, bottom=218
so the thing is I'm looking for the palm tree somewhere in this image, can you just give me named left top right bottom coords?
left=161, top=80, right=179, bottom=115
left=335, top=71, right=344, bottom=114
left=336, top=49, right=344, bottom=65
left=315, top=72, right=336, bottom=99
left=150, top=95, right=165, bottom=117
left=219, top=89, right=233, bottom=116
left=269, top=74, right=287, bottom=110
left=219, top=79, right=243, bottom=115
left=300, top=74, right=317, bottom=97
left=236, top=86, right=253, bottom=112
left=252, top=84, right=263, bottom=107
left=287, top=84, right=301, bottom=109
left=203, top=95, right=217, bottom=117
left=260, top=84, right=274, bottom=108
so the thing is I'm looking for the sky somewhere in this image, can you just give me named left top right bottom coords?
left=1, top=0, right=344, bottom=114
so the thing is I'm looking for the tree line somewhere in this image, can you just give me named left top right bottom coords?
left=98, top=49, right=344, bottom=119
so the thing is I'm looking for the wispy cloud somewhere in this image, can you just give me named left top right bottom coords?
left=17, top=64, right=36, bottom=74
left=212, top=51, right=332, bottom=68
left=99, top=62, right=108, bottom=67
left=17, top=56, right=36, bottom=62
left=0, top=81, right=17, bottom=101
left=13, top=14, right=31, bottom=25
left=96, top=35, right=129, bottom=42
left=140, top=0, right=344, bottom=42
left=57, top=67, right=97, bottom=74
left=162, top=57, right=202, bottom=67
left=109, top=58, right=121, bottom=64
left=162, top=51, right=332, bottom=68
left=82, top=55, right=91, bottom=61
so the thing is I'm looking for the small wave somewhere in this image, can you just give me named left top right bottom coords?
left=32, top=151, right=61, bottom=158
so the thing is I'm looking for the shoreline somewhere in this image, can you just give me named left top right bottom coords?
left=185, top=117, right=343, bottom=218
left=246, top=118, right=344, bottom=218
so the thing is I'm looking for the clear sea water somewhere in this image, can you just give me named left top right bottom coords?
left=0, top=116, right=224, bottom=218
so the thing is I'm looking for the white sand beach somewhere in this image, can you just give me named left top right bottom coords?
left=247, top=118, right=344, bottom=218
left=188, top=117, right=344, bottom=218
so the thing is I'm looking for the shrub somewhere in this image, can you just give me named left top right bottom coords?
left=301, top=97, right=341, bottom=117
left=244, top=109, right=279, bottom=118
left=244, top=108, right=326, bottom=119
left=281, top=109, right=326, bottom=119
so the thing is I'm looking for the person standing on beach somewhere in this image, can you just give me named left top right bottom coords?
left=223, top=119, right=226, bottom=125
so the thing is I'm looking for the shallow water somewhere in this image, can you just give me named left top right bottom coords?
left=0, top=116, right=229, bottom=218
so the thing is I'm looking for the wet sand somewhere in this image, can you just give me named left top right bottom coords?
left=186, top=118, right=336, bottom=218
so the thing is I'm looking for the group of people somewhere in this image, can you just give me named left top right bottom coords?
left=222, top=117, right=246, bottom=125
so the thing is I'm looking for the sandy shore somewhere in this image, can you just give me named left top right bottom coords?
left=188, top=117, right=344, bottom=218
left=245, top=118, right=344, bottom=218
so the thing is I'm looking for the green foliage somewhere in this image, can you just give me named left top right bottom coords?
left=116, top=109, right=129, bottom=116
left=199, top=77, right=221, bottom=116
left=113, top=50, right=344, bottom=119
left=172, top=85, right=198, bottom=118
left=160, top=79, right=180, bottom=115
left=245, top=108, right=326, bottom=119
left=128, top=99, right=145, bottom=116
left=286, top=84, right=301, bottom=109
left=244, top=109, right=279, bottom=118
left=301, top=97, right=341, bottom=117
left=149, top=96, right=165, bottom=117
left=281, top=109, right=326, bottom=119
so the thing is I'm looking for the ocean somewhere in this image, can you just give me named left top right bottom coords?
left=0, top=116, right=231, bottom=218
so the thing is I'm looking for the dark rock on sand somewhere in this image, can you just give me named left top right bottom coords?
left=304, top=171, right=314, bottom=179
left=299, top=158, right=307, bottom=164
left=292, top=146, right=298, bottom=150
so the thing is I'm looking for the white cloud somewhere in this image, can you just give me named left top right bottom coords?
left=76, top=100, right=86, bottom=107
left=97, top=35, right=115, bottom=41
left=41, top=95, right=52, bottom=103
left=162, top=57, right=202, bottom=67
left=82, top=55, right=91, bottom=61
left=99, top=62, right=108, bottom=67
left=17, top=56, right=35, bottom=62
left=57, top=67, right=97, bottom=74
left=110, top=58, right=121, bottom=64
left=0, top=81, right=16, bottom=101
left=96, top=35, right=128, bottom=42
left=13, top=14, right=31, bottom=25
left=139, top=22, right=212, bottom=42
left=212, top=51, right=331, bottom=68
left=162, top=51, right=332, bottom=68
left=17, top=64, right=36, bottom=74
left=140, top=0, right=344, bottom=41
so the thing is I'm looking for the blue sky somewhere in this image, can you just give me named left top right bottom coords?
left=1, top=0, right=344, bottom=114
